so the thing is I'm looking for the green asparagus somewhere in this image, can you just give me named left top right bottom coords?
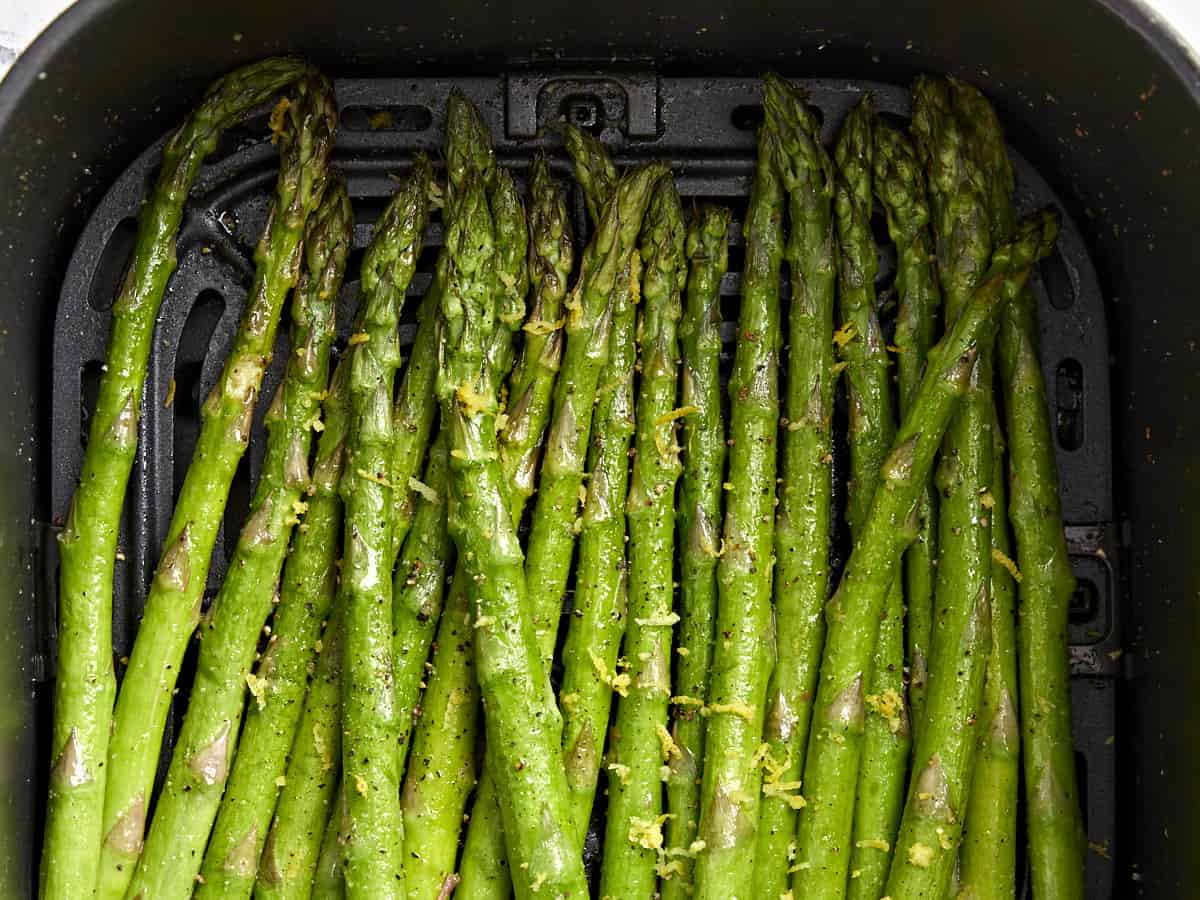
left=406, top=164, right=530, bottom=898
left=693, top=118, right=784, bottom=900
left=399, top=558, right=479, bottom=898
left=96, top=72, right=337, bottom=900
left=882, top=77, right=997, bottom=899
left=662, top=203, right=730, bottom=900
left=952, top=78, right=1087, bottom=900
left=500, top=157, right=573, bottom=525
left=793, top=95, right=906, bottom=900
left=43, top=59, right=313, bottom=900
left=340, top=157, right=432, bottom=899
left=198, top=218, right=354, bottom=900
left=438, top=168, right=588, bottom=900
left=562, top=125, right=618, bottom=226
left=559, top=249, right=638, bottom=842
left=256, top=603, right=346, bottom=900
left=390, top=289, right=447, bottom=564
left=874, top=119, right=942, bottom=745
left=525, top=161, right=666, bottom=669
left=392, top=430, right=454, bottom=770
left=314, top=779, right=350, bottom=899
left=600, top=176, right=686, bottom=899
left=752, top=74, right=836, bottom=900
left=957, top=423, right=1020, bottom=900
left=127, top=177, right=349, bottom=899
left=457, top=161, right=663, bottom=900
left=951, top=79, right=1023, bottom=900
left=845, top=115, right=926, bottom=900
left=883, top=211, right=1061, bottom=898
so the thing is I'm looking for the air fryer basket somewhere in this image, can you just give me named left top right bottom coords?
left=1, top=1, right=1197, bottom=896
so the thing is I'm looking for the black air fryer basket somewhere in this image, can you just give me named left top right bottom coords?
left=0, top=1, right=1196, bottom=895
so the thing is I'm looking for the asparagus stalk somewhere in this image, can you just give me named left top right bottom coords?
left=952, top=78, right=1087, bottom=899
left=399, top=558, right=479, bottom=898
left=256, top=603, right=346, bottom=900
left=43, top=59, right=313, bottom=900
left=390, top=288, right=448, bottom=563
left=750, top=75, right=836, bottom=900
left=524, top=161, right=666, bottom=668
left=693, top=118, right=784, bottom=900
left=438, top=169, right=588, bottom=900
left=339, top=158, right=432, bottom=899
left=882, top=211, right=1060, bottom=897
left=391, top=430, right=454, bottom=773
left=559, top=249, right=639, bottom=842
left=250, top=295, right=445, bottom=900
left=874, top=119, right=942, bottom=744
left=95, top=73, right=337, bottom=900
left=957, top=423, right=1020, bottom=900
left=127, top=177, right=349, bottom=899
left=535, top=106, right=635, bottom=861
left=661, top=203, right=730, bottom=898
left=998, top=256, right=1086, bottom=900
left=837, top=97, right=913, bottom=900
left=456, top=161, right=663, bottom=900
left=404, top=166, right=530, bottom=897
left=882, top=77, right=998, bottom=898
left=599, top=176, right=687, bottom=898
left=313, top=782, right=350, bottom=899
left=791, top=95, right=904, bottom=900
left=562, top=125, right=618, bottom=226
left=500, top=157, right=573, bottom=525
left=199, top=243, right=354, bottom=900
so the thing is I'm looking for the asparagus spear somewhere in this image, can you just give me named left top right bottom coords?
left=882, top=211, right=1060, bottom=897
left=837, top=97, right=913, bottom=900
left=791, top=95, right=905, bottom=900
left=256, top=603, right=345, bottom=900
left=559, top=249, right=639, bottom=842
left=952, top=78, right=1086, bottom=899
left=693, top=118, right=784, bottom=900
left=599, top=176, right=686, bottom=898
left=249, top=297, right=445, bottom=900
left=457, top=162, right=663, bottom=900
left=199, top=244, right=354, bottom=900
left=874, top=119, right=942, bottom=745
left=41, top=58, right=313, bottom=900
left=438, top=169, right=588, bottom=900
left=524, top=161, right=666, bottom=668
left=750, top=75, right=836, bottom=900
left=455, top=154, right=579, bottom=900
left=95, top=73, right=337, bottom=900
left=882, top=78, right=998, bottom=899
left=661, top=203, right=730, bottom=898
left=399, top=555, right=479, bottom=898
left=998, top=254, right=1086, bottom=900
left=339, top=158, right=432, bottom=900
left=562, top=125, right=618, bottom=226
left=957, top=423, right=1019, bottom=900
left=404, top=166, right=529, bottom=897
left=499, top=157, right=573, bottom=525
left=390, top=288, right=448, bottom=563
left=313, top=780, right=350, bottom=899
left=391, top=429, right=454, bottom=769
left=126, top=177, right=349, bottom=899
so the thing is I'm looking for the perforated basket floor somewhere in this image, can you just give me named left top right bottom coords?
left=42, top=73, right=1119, bottom=895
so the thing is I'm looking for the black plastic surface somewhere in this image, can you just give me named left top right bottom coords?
left=42, top=74, right=1118, bottom=896
left=3, top=0, right=1199, bottom=895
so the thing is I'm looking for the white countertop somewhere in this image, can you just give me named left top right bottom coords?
left=2, top=0, right=1199, bottom=81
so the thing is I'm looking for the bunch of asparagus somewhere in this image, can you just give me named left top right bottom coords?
left=40, top=58, right=1085, bottom=900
